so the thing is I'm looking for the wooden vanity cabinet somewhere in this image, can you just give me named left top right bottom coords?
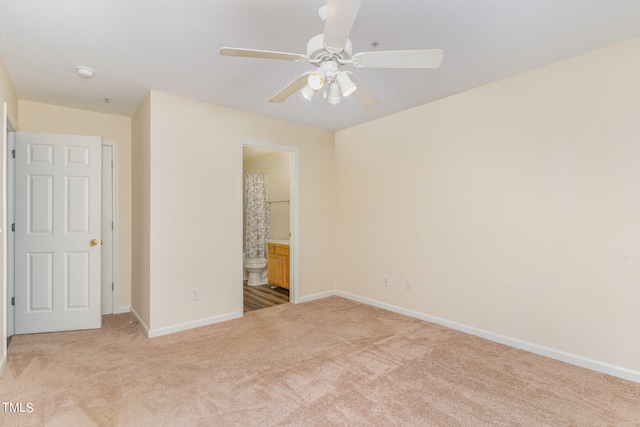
left=267, top=243, right=290, bottom=289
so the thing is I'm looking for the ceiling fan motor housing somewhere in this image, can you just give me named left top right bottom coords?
left=307, top=34, right=352, bottom=61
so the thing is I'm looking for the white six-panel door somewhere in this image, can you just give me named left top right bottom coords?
left=15, top=132, right=102, bottom=334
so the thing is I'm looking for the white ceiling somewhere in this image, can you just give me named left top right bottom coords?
left=1, top=0, right=639, bottom=131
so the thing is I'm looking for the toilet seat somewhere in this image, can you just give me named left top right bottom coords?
left=245, top=258, right=267, bottom=267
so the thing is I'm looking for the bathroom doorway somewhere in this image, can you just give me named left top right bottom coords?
left=240, top=140, right=298, bottom=313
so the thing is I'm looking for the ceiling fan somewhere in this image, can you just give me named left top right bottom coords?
left=219, top=0, right=443, bottom=107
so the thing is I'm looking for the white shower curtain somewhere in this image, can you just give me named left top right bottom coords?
left=245, top=172, right=271, bottom=259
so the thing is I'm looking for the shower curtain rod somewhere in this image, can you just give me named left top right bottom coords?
left=268, top=200, right=290, bottom=204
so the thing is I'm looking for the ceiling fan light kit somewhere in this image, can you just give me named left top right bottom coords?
left=219, top=0, right=443, bottom=108
left=328, top=82, right=342, bottom=105
left=336, top=71, right=356, bottom=97
left=301, top=84, right=317, bottom=101
left=308, top=65, right=327, bottom=90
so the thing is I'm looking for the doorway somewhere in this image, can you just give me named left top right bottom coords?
left=240, top=139, right=299, bottom=313
left=6, top=132, right=119, bottom=336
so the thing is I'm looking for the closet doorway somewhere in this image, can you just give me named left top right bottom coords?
left=6, top=132, right=119, bottom=336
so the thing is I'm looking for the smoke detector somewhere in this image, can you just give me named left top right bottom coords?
left=75, top=66, right=95, bottom=79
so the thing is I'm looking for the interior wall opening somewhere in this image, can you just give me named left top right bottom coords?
left=6, top=132, right=119, bottom=337
left=241, top=141, right=298, bottom=313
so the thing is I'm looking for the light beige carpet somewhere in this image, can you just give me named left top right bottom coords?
left=1, top=296, right=639, bottom=426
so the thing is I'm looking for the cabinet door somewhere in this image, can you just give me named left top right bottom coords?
left=281, top=255, right=290, bottom=289
left=268, top=253, right=281, bottom=286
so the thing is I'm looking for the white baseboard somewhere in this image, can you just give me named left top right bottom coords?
left=147, top=311, right=243, bottom=338
left=117, top=306, right=130, bottom=314
left=335, top=291, right=640, bottom=384
left=130, top=307, right=150, bottom=337
left=0, top=354, right=6, bottom=378
left=297, top=290, right=337, bottom=303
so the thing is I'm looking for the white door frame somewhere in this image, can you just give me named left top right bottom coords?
left=5, top=134, right=119, bottom=336
left=5, top=123, right=15, bottom=338
left=102, top=140, right=119, bottom=314
left=239, top=139, right=300, bottom=311
left=3, top=103, right=17, bottom=366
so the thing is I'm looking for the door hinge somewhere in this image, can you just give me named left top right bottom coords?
left=11, top=149, right=15, bottom=159
left=11, top=223, right=15, bottom=232
left=112, top=283, right=114, bottom=291
left=111, top=160, right=114, bottom=169
left=11, top=297, right=15, bottom=306
left=112, top=221, right=114, bottom=230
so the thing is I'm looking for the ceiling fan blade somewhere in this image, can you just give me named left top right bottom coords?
left=268, top=72, right=313, bottom=103
left=346, top=72, right=380, bottom=108
left=219, top=47, right=309, bottom=62
left=323, top=0, right=362, bottom=52
left=352, top=49, right=443, bottom=69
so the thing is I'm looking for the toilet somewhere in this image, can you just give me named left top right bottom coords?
left=244, top=257, right=268, bottom=286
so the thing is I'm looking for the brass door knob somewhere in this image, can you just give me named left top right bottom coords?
left=90, top=239, right=99, bottom=247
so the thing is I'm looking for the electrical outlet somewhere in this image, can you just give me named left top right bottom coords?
left=191, top=288, right=199, bottom=300
left=404, top=280, right=412, bottom=291
left=384, top=276, right=390, bottom=287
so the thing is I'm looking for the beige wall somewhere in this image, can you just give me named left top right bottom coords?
left=18, top=100, right=132, bottom=311
left=335, top=38, right=640, bottom=372
left=136, top=91, right=333, bottom=332
left=0, top=56, right=18, bottom=371
left=0, top=57, right=17, bottom=126
left=131, top=94, right=151, bottom=328
left=244, top=151, right=291, bottom=241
